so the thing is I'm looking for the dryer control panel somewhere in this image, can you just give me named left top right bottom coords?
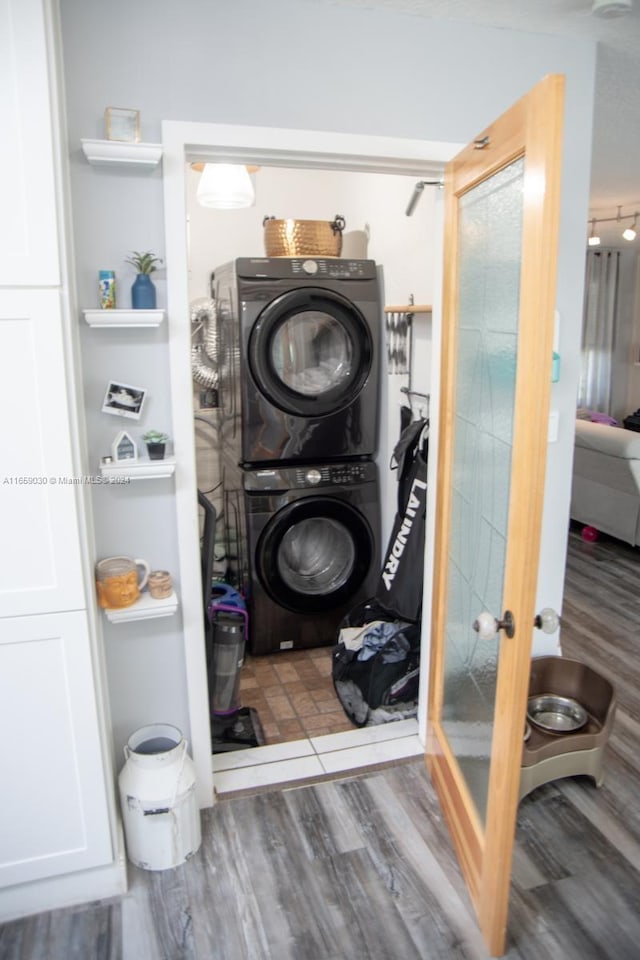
left=235, top=257, right=377, bottom=281
left=290, top=259, right=373, bottom=280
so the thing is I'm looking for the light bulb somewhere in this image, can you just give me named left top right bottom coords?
left=623, top=216, right=637, bottom=241
left=588, top=218, right=600, bottom=247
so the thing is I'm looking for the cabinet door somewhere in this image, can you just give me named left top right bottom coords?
left=0, top=290, right=86, bottom=617
left=0, top=0, right=60, bottom=287
left=0, top=611, right=113, bottom=887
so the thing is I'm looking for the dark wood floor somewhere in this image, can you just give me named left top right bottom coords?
left=2, top=526, right=639, bottom=959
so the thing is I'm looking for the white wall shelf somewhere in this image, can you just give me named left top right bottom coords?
left=81, top=139, right=162, bottom=168
left=84, top=309, right=165, bottom=328
left=102, top=591, right=179, bottom=623
left=100, top=455, right=176, bottom=480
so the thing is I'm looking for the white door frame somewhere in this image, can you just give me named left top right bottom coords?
left=162, top=121, right=462, bottom=805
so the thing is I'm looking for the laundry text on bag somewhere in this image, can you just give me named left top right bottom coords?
left=381, top=477, right=427, bottom=590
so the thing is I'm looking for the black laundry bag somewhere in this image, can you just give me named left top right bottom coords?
left=332, top=419, right=429, bottom=726
left=332, top=598, right=421, bottom=726
left=375, top=417, right=429, bottom=622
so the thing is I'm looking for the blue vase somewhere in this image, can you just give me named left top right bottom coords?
left=131, top=273, right=156, bottom=309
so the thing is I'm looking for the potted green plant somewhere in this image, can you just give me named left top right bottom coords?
left=143, top=429, right=169, bottom=460
left=125, top=250, right=163, bottom=309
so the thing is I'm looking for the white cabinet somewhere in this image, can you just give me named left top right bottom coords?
left=0, top=612, right=113, bottom=887
left=0, top=0, right=59, bottom=287
left=0, top=290, right=85, bottom=618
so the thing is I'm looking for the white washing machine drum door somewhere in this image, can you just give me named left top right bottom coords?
left=248, top=288, right=373, bottom=417
left=256, top=497, right=375, bottom=613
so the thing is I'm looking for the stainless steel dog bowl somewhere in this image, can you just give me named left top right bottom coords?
left=527, top=694, right=588, bottom=734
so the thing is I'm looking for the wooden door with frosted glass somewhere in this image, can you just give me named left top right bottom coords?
left=427, top=74, right=564, bottom=957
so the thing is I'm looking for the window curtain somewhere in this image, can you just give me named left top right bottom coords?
left=578, top=250, right=620, bottom=414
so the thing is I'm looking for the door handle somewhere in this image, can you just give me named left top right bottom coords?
left=472, top=610, right=515, bottom=639
left=533, top=607, right=560, bottom=633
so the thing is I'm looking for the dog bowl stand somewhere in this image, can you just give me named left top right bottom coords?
left=519, top=656, right=616, bottom=802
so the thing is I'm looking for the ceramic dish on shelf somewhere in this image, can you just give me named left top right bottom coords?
left=527, top=694, right=588, bottom=734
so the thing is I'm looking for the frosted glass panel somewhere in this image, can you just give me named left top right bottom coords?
left=441, top=158, right=524, bottom=823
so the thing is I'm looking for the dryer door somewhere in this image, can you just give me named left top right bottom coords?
left=256, top=496, right=375, bottom=613
left=248, top=288, right=373, bottom=417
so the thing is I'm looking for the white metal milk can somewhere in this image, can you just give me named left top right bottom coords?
left=118, top=723, right=201, bottom=871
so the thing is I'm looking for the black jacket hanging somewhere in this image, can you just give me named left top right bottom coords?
left=374, top=418, right=429, bottom=623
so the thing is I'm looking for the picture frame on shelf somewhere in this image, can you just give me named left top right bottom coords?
left=105, top=106, right=140, bottom=143
left=102, top=381, right=147, bottom=420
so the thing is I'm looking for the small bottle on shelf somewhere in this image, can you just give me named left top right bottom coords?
left=99, top=270, right=116, bottom=309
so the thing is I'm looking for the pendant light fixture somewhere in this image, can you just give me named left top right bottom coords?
left=195, top=163, right=256, bottom=210
left=587, top=205, right=639, bottom=244
left=623, top=214, right=638, bottom=242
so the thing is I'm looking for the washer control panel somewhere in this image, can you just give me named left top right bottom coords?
left=296, top=462, right=373, bottom=487
left=245, top=461, right=375, bottom=491
left=305, top=468, right=323, bottom=485
left=326, top=463, right=369, bottom=485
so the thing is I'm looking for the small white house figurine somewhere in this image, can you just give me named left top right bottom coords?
left=111, top=430, right=138, bottom=462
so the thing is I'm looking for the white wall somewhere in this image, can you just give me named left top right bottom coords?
left=58, top=0, right=596, bottom=768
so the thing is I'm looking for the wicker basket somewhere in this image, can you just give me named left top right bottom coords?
left=263, top=215, right=345, bottom=257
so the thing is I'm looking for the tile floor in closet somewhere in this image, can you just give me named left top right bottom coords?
left=239, top=646, right=354, bottom=743
left=212, top=645, right=423, bottom=796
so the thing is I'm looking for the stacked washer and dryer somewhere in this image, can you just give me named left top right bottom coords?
left=212, top=257, right=381, bottom=655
